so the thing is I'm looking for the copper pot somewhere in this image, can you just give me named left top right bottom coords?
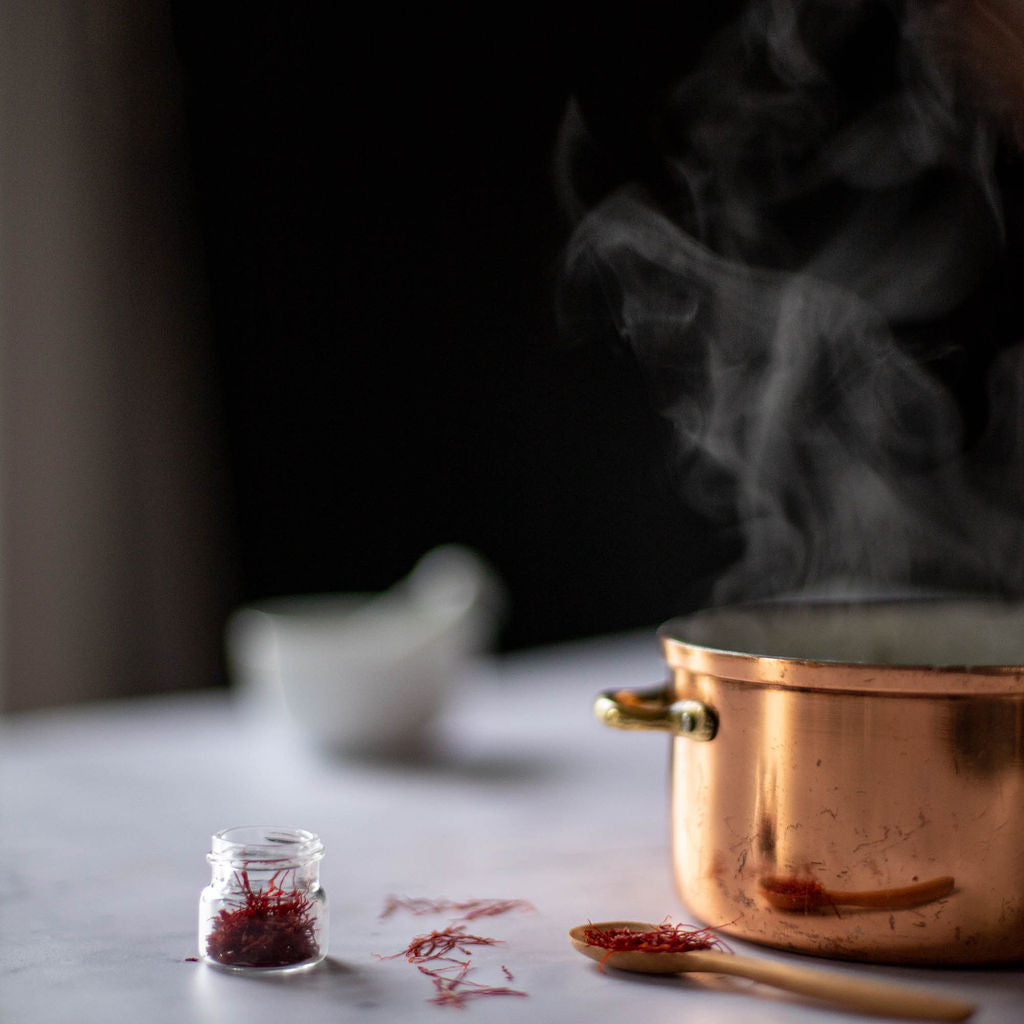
left=598, top=599, right=1024, bottom=965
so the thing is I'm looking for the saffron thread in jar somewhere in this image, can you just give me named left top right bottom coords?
left=205, top=869, right=319, bottom=968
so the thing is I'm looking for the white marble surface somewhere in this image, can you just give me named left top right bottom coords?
left=1, top=630, right=1020, bottom=1023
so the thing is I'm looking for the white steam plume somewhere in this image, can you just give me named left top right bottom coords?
left=561, top=0, right=1024, bottom=603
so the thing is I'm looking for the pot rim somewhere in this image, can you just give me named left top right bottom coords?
left=659, top=597, right=1024, bottom=697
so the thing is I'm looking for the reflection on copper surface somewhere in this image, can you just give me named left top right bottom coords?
left=759, top=874, right=956, bottom=915
left=652, top=601, right=1024, bottom=965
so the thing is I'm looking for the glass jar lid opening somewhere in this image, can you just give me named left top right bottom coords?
left=208, top=825, right=324, bottom=866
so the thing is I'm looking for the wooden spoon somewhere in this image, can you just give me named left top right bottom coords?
left=569, top=921, right=975, bottom=1021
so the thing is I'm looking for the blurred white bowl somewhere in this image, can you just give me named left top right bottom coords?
left=225, top=545, right=505, bottom=756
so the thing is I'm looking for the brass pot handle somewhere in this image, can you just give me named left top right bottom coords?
left=595, top=685, right=718, bottom=742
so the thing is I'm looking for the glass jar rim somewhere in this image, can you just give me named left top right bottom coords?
left=207, top=825, right=324, bottom=866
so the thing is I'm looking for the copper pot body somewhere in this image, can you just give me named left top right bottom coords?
left=599, top=599, right=1024, bottom=965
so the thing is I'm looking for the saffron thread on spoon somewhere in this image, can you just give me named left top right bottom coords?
left=581, top=919, right=731, bottom=971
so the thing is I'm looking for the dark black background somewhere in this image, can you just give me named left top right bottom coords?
left=167, top=6, right=747, bottom=650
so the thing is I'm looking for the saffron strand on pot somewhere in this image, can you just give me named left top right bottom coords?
left=759, top=874, right=955, bottom=913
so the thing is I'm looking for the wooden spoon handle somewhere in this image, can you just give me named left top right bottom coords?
left=697, top=951, right=974, bottom=1021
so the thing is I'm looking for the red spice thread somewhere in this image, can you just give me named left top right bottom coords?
left=394, top=923, right=501, bottom=961
left=378, top=896, right=531, bottom=1007
left=205, top=869, right=320, bottom=968
left=380, top=895, right=535, bottom=920
left=581, top=920, right=731, bottom=970
left=418, top=959, right=526, bottom=1008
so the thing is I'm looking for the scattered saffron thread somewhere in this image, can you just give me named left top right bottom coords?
left=205, top=869, right=319, bottom=968
left=378, top=896, right=531, bottom=1007
left=380, top=895, right=535, bottom=920
left=391, top=923, right=501, bottom=961
left=581, top=919, right=731, bottom=970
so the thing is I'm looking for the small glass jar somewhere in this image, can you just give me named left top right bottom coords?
left=198, top=825, right=328, bottom=973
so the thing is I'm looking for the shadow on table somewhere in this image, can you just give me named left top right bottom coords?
left=324, top=743, right=563, bottom=785
left=207, top=956, right=382, bottom=1004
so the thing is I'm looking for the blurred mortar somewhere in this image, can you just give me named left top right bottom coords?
left=225, top=545, right=506, bottom=756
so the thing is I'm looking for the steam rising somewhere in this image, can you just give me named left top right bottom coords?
left=561, top=0, right=1024, bottom=603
